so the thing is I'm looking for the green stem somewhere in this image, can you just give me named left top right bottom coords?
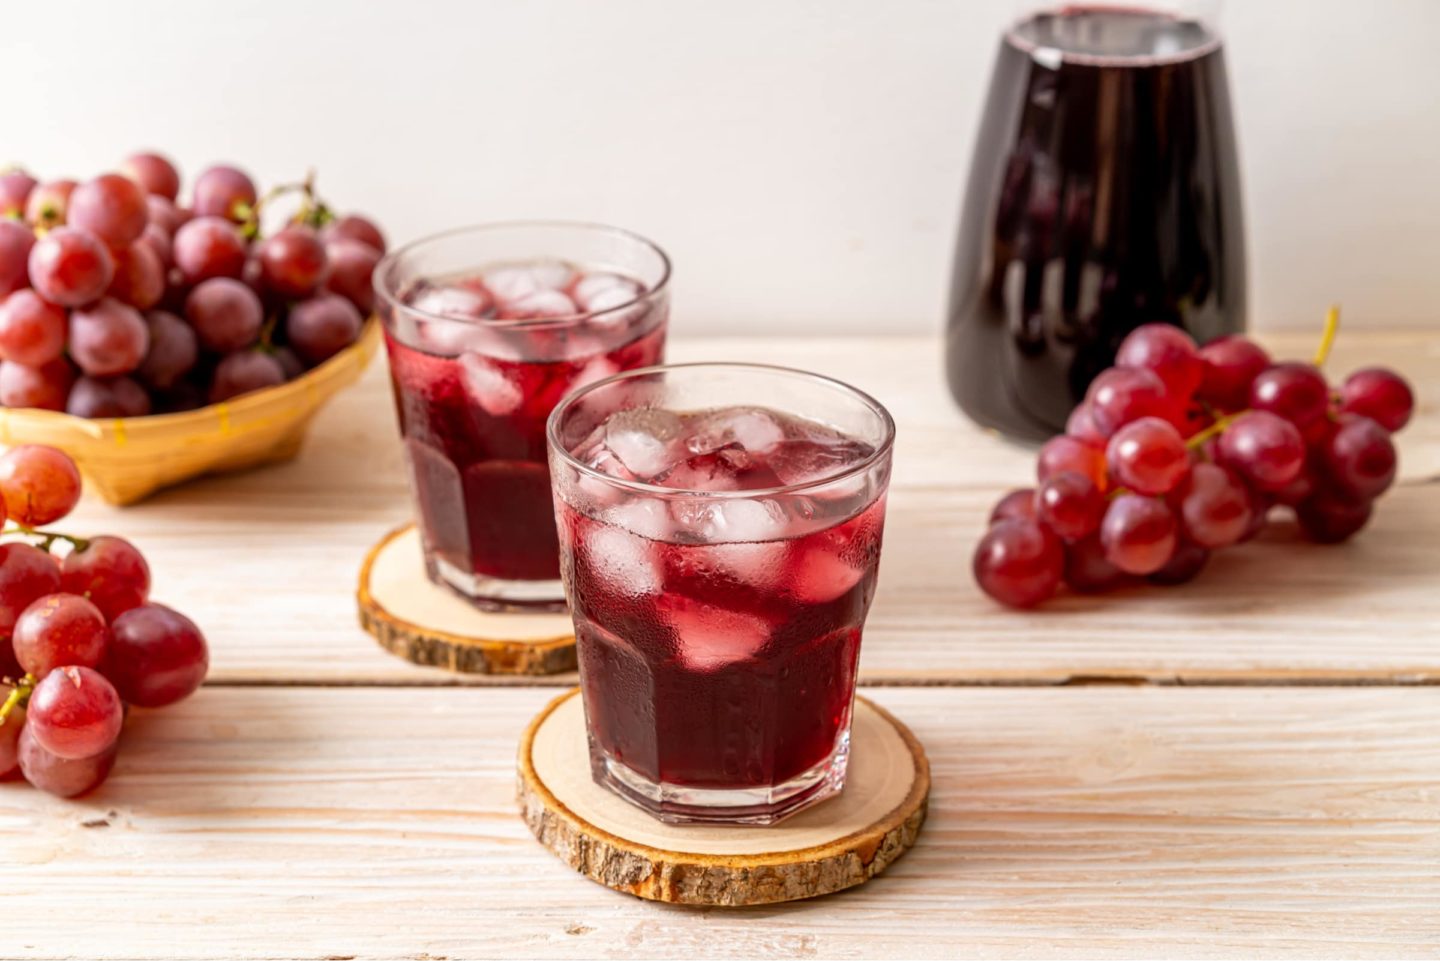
left=0, top=673, right=34, bottom=723
left=1313, top=305, right=1340, bottom=368
left=1, top=525, right=89, bottom=552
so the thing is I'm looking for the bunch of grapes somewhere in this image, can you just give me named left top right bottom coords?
left=0, top=444, right=208, bottom=796
left=974, top=317, right=1415, bottom=608
left=0, top=153, right=384, bottom=415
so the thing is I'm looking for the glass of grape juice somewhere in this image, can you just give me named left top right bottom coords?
left=374, top=222, right=670, bottom=611
left=547, top=363, right=895, bottom=824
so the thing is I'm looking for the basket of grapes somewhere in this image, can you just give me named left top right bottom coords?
left=0, top=154, right=383, bottom=505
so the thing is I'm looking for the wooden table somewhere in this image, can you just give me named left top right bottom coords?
left=3, top=332, right=1437, bottom=959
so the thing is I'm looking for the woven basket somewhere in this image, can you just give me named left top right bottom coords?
left=0, top=318, right=382, bottom=505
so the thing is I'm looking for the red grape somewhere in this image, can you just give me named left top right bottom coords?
left=1034, top=470, right=1104, bottom=541
left=0, top=702, right=24, bottom=778
left=1321, top=414, right=1396, bottom=500
left=137, top=310, right=198, bottom=389
left=145, top=195, right=186, bottom=235
left=1105, top=416, right=1190, bottom=495
left=1216, top=411, right=1305, bottom=491
left=27, top=665, right=123, bottom=759
left=61, top=536, right=150, bottom=623
left=1197, top=334, right=1271, bottom=411
left=12, top=593, right=110, bottom=678
left=1173, top=461, right=1252, bottom=548
left=0, top=289, right=67, bottom=366
left=989, top=488, right=1037, bottom=525
left=17, top=723, right=117, bottom=797
left=27, top=227, right=114, bottom=307
left=68, top=173, right=150, bottom=247
left=69, top=297, right=149, bottom=376
left=1037, top=435, right=1107, bottom=490
left=1148, top=539, right=1211, bottom=586
left=106, top=242, right=165, bottom=310
left=0, top=542, right=63, bottom=639
left=323, top=238, right=380, bottom=314
left=66, top=376, right=152, bottom=418
left=192, top=165, right=256, bottom=221
left=1250, top=362, right=1330, bottom=428
left=24, top=179, right=76, bottom=230
left=272, top=346, right=304, bottom=380
left=257, top=225, right=327, bottom=297
left=1065, top=402, right=1108, bottom=443
left=209, top=350, right=285, bottom=402
left=139, top=223, right=172, bottom=267
left=1086, top=366, right=1176, bottom=434
left=1116, top=323, right=1203, bottom=400
left=1099, top=494, right=1177, bottom=575
left=0, top=171, right=36, bottom=218
left=0, top=220, right=36, bottom=297
left=0, top=358, right=75, bottom=411
left=185, top=277, right=263, bottom=352
left=106, top=603, right=208, bottom=707
left=1296, top=486, right=1373, bottom=544
left=323, top=213, right=386, bottom=253
left=1062, top=534, right=1129, bottom=593
left=287, top=294, right=362, bottom=363
left=121, top=151, right=180, bottom=201
left=0, top=444, right=82, bottom=526
left=1270, top=466, right=1316, bottom=507
left=1339, top=367, right=1413, bottom=432
left=173, top=216, right=247, bottom=283
left=973, top=518, right=1063, bottom=608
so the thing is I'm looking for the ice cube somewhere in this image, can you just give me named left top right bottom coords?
left=458, top=352, right=522, bottom=416
left=660, top=447, right=786, bottom=493
left=574, top=272, right=641, bottom=312
left=786, top=538, right=865, bottom=603
left=671, top=497, right=789, bottom=544
left=585, top=524, right=662, bottom=596
left=769, top=437, right=873, bottom=487
left=685, top=540, right=788, bottom=588
left=410, top=285, right=494, bottom=321
left=604, top=409, right=684, bottom=480
left=499, top=288, right=578, bottom=320
left=687, top=407, right=785, bottom=456
left=656, top=594, right=773, bottom=670
left=603, top=498, right=672, bottom=541
left=569, top=355, right=620, bottom=392
left=484, top=262, right=575, bottom=302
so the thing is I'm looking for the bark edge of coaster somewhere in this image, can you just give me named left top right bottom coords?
left=517, top=688, right=929, bottom=906
left=356, top=524, right=576, bottom=675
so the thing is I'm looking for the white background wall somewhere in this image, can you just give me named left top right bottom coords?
left=5, top=0, right=1438, bottom=336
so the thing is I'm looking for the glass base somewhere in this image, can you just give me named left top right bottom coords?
left=428, top=555, right=567, bottom=613
left=588, top=731, right=851, bottom=825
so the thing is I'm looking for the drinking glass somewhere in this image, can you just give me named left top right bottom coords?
left=375, top=222, right=670, bottom=611
left=547, top=363, right=895, bottom=824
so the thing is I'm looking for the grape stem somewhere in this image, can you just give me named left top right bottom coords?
left=1313, top=305, right=1341, bottom=368
left=0, top=673, right=34, bottom=722
left=1, top=525, right=90, bottom=553
left=238, top=169, right=333, bottom=241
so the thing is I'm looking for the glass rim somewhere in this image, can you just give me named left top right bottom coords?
left=546, top=361, right=897, bottom=500
left=373, top=219, right=672, bottom=332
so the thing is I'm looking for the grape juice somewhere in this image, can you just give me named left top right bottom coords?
left=383, top=262, right=667, bottom=608
left=554, top=404, right=889, bottom=822
left=946, top=6, right=1245, bottom=441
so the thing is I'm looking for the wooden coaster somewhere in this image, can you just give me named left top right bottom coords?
left=517, top=688, right=929, bottom=906
left=356, top=524, right=576, bottom=675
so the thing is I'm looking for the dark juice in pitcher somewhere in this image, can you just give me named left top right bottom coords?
left=946, top=6, right=1245, bottom=442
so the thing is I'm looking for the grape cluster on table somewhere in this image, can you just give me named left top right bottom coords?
left=974, top=323, right=1416, bottom=608
left=0, top=444, right=208, bottom=797
left=0, top=153, right=385, bottom=416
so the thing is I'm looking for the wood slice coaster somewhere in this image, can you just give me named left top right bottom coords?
left=356, top=525, right=575, bottom=675
left=517, top=688, right=930, bottom=906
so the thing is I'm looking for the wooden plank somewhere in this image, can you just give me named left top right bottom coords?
left=53, top=332, right=1440, bottom=686
left=2, top=686, right=1436, bottom=959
